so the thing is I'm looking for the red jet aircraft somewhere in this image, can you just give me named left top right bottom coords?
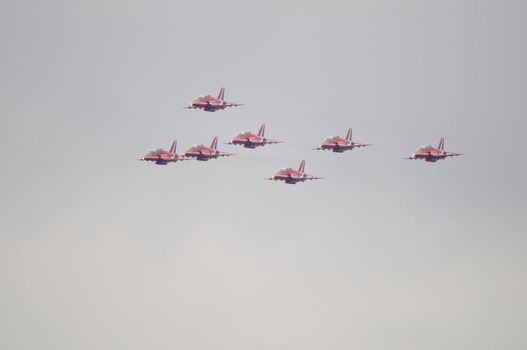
left=139, top=140, right=184, bottom=165
left=226, top=124, right=282, bottom=148
left=184, top=137, right=234, bottom=161
left=184, top=87, right=242, bottom=112
left=315, top=128, right=371, bottom=153
left=406, top=137, right=463, bottom=162
left=266, top=160, right=323, bottom=184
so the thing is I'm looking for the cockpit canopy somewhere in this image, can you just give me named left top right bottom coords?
left=417, top=145, right=432, bottom=152
left=196, top=94, right=212, bottom=100
left=236, top=131, right=251, bottom=137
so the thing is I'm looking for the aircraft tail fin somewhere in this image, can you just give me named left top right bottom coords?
left=298, top=160, right=305, bottom=173
left=345, top=128, right=352, bottom=141
left=210, top=136, right=218, bottom=150
left=437, top=137, right=445, bottom=150
left=257, top=124, right=266, bottom=137
left=169, top=140, right=177, bottom=153
left=217, top=87, right=225, bottom=100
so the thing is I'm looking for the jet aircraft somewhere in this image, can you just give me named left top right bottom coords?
left=315, top=128, right=371, bottom=153
left=266, top=160, right=323, bottom=184
left=184, top=87, right=242, bottom=112
left=406, top=137, right=463, bottom=162
left=226, top=124, right=282, bottom=148
left=184, top=137, right=234, bottom=161
left=139, top=140, right=183, bottom=165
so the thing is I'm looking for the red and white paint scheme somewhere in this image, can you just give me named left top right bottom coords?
left=315, top=128, right=371, bottom=153
left=226, top=124, right=282, bottom=149
left=406, top=137, right=463, bottom=162
left=185, top=87, right=242, bottom=112
left=139, top=140, right=183, bottom=165
left=184, top=136, right=234, bottom=161
left=266, top=160, right=323, bottom=185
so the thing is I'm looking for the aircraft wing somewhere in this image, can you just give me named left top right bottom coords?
left=217, top=152, right=235, bottom=157
left=224, top=102, right=243, bottom=108
left=353, top=143, right=372, bottom=148
left=264, top=139, right=282, bottom=145
left=404, top=156, right=417, bottom=160
left=445, top=152, right=464, bottom=157
left=183, top=106, right=198, bottom=109
left=304, top=175, right=324, bottom=181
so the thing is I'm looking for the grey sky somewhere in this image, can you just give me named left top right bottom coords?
left=1, top=1, right=526, bottom=349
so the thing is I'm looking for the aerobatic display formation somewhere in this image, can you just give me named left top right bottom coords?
left=140, top=87, right=464, bottom=184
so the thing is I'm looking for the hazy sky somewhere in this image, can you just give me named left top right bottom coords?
left=1, top=1, right=526, bottom=349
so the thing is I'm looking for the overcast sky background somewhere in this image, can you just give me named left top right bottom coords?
left=1, top=1, right=526, bottom=349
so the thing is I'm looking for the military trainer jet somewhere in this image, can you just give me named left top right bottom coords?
left=266, top=160, right=323, bottom=184
left=184, top=137, right=234, bottom=161
left=406, top=137, right=463, bottom=162
left=139, top=140, right=184, bottom=165
left=184, top=87, right=242, bottom=112
left=226, top=124, right=282, bottom=148
left=314, top=128, right=371, bottom=153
